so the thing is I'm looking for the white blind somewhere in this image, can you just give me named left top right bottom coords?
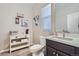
left=41, top=4, right=51, bottom=32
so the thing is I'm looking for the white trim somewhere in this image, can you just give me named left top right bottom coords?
left=0, top=49, right=9, bottom=54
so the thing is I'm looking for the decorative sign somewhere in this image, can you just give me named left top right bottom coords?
left=15, top=13, right=28, bottom=27
left=15, top=13, right=24, bottom=24
left=33, top=15, right=39, bottom=26
left=21, top=18, right=28, bottom=27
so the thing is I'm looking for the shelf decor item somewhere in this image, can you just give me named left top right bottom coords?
left=9, top=31, right=18, bottom=35
left=25, top=29, right=29, bottom=34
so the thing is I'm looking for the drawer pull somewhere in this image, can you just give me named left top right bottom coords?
left=53, top=52, right=56, bottom=54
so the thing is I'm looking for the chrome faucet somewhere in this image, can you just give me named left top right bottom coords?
left=62, top=29, right=66, bottom=38
left=62, top=29, right=69, bottom=38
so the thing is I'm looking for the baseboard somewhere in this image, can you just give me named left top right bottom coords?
left=0, top=49, right=9, bottom=54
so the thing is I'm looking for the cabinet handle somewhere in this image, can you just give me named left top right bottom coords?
left=53, top=52, right=56, bottom=54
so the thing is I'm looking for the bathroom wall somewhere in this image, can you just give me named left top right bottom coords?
left=32, top=3, right=55, bottom=44
left=0, top=3, right=56, bottom=50
left=32, top=3, right=46, bottom=44
left=56, top=3, right=79, bottom=32
left=0, top=3, right=33, bottom=51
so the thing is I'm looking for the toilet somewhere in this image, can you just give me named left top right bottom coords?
left=30, top=36, right=46, bottom=56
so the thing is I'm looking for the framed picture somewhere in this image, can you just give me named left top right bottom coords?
left=21, top=18, right=28, bottom=27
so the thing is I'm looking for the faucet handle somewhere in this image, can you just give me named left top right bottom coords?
left=62, top=29, right=69, bottom=33
left=62, top=29, right=65, bottom=32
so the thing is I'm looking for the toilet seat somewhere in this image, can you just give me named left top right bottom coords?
left=30, top=44, right=43, bottom=52
left=30, top=44, right=45, bottom=56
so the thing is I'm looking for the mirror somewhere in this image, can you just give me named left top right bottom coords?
left=67, top=12, right=79, bottom=33
left=55, top=3, right=79, bottom=34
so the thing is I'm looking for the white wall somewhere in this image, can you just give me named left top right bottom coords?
left=0, top=3, right=33, bottom=50
left=56, top=3, right=79, bottom=32
left=0, top=3, right=55, bottom=50
left=32, top=3, right=55, bottom=44
left=32, top=3, right=50, bottom=44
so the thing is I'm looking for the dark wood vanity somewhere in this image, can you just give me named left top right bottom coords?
left=46, top=39, right=79, bottom=56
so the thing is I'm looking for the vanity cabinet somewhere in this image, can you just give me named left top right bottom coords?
left=46, top=39, right=79, bottom=56
left=46, top=46, right=57, bottom=56
left=46, top=46, right=69, bottom=56
left=75, top=47, right=79, bottom=56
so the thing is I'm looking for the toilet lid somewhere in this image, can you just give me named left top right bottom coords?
left=30, top=44, right=42, bottom=49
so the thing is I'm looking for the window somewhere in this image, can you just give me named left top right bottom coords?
left=41, top=4, right=51, bottom=32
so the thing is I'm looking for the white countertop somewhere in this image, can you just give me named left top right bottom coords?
left=43, top=36, right=79, bottom=47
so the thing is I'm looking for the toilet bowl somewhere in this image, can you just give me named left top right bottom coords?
left=30, top=36, right=46, bottom=56
left=30, top=44, right=45, bottom=56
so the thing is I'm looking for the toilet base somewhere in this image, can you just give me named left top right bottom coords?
left=30, top=44, right=45, bottom=56
left=32, top=51, right=44, bottom=56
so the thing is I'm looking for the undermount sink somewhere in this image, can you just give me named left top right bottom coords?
left=57, top=37, right=73, bottom=41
